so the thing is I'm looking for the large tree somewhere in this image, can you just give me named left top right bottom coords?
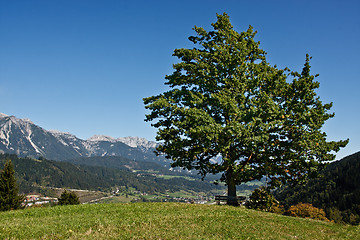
left=144, top=13, right=348, bottom=205
left=0, top=159, right=25, bottom=211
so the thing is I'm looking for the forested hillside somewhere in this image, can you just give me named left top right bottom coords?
left=0, top=154, right=221, bottom=195
left=275, top=151, right=360, bottom=225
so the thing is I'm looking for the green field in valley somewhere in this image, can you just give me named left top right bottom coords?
left=0, top=202, right=359, bottom=239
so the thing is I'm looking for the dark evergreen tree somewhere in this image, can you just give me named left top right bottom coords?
left=0, top=160, right=25, bottom=211
left=58, top=190, right=80, bottom=205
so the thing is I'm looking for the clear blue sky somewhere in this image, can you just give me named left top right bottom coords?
left=0, top=0, right=359, bottom=160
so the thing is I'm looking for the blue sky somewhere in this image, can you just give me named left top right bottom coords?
left=0, top=0, right=359, bottom=160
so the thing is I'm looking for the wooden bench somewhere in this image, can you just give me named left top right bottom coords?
left=215, top=195, right=246, bottom=205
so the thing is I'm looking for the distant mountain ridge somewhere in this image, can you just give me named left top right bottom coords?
left=0, top=113, right=168, bottom=165
left=88, top=135, right=158, bottom=149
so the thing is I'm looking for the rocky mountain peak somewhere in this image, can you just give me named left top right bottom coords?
left=0, top=113, right=168, bottom=165
left=88, top=135, right=116, bottom=142
left=0, top=113, right=9, bottom=118
left=117, top=136, right=158, bottom=149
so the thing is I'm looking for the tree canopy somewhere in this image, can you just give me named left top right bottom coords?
left=144, top=13, right=348, bottom=205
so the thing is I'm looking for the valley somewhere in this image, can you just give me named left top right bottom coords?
left=0, top=113, right=261, bottom=204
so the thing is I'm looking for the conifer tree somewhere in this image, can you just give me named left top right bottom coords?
left=0, top=160, right=25, bottom=211
left=58, top=189, right=80, bottom=205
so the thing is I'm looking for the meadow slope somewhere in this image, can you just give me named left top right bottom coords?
left=0, top=202, right=359, bottom=239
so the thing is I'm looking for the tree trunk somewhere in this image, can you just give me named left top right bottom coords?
left=227, top=180, right=238, bottom=206
left=226, top=166, right=239, bottom=206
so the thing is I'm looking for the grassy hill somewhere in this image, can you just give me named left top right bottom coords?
left=0, top=202, right=358, bottom=239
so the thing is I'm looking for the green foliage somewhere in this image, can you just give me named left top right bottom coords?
left=0, top=159, right=25, bottom=211
left=275, top=151, right=360, bottom=225
left=58, top=190, right=80, bottom=205
left=144, top=13, right=348, bottom=202
left=245, top=187, right=281, bottom=213
left=286, top=203, right=329, bottom=221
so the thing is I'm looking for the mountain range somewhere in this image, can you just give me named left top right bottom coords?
left=0, top=113, right=169, bottom=165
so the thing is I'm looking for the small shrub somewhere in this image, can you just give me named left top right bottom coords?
left=340, top=209, right=360, bottom=225
left=58, top=190, right=80, bottom=205
left=286, top=203, right=329, bottom=221
left=326, top=207, right=344, bottom=223
left=245, top=187, right=282, bottom=213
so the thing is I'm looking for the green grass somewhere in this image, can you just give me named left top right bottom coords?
left=0, top=203, right=359, bottom=239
